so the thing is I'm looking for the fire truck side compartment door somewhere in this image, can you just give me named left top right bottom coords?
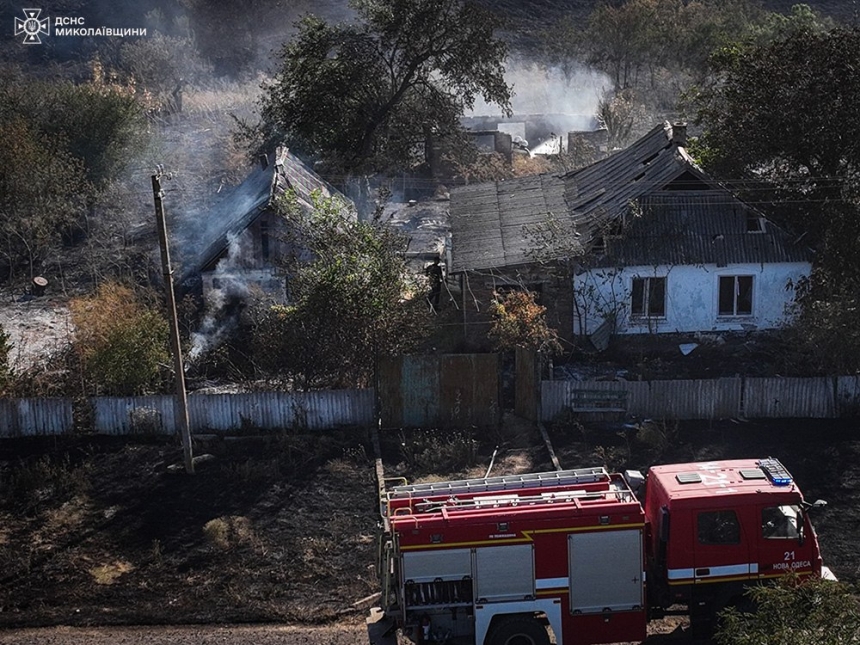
left=403, top=548, right=472, bottom=582
left=474, top=544, right=535, bottom=601
left=569, top=530, right=644, bottom=613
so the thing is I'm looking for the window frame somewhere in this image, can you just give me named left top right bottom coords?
left=718, top=275, right=754, bottom=317
left=761, top=505, right=802, bottom=540
left=697, top=509, right=741, bottom=546
left=630, top=276, right=667, bottom=319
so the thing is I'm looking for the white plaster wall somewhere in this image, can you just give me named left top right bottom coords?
left=572, top=262, right=810, bottom=336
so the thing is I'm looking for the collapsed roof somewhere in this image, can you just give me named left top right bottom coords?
left=448, top=122, right=809, bottom=273
left=176, top=147, right=351, bottom=289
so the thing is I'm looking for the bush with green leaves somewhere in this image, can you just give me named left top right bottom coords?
left=70, top=282, right=170, bottom=396
left=250, top=191, right=427, bottom=389
left=0, top=70, right=148, bottom=277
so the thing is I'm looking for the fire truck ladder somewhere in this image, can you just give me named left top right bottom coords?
left=412, top=485, right=635, bottom=514
left=387, top=467, right=610, bottom=500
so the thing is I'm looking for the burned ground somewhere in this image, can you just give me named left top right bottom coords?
left=0, top=417, right=857, bottom=636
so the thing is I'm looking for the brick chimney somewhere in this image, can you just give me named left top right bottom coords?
left=672, top=122, right=688, bottom=147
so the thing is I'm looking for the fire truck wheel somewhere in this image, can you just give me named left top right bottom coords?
left=486, top=617, right=550, bottom=645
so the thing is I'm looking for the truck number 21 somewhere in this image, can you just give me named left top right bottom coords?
left=784, top=551, right=795, bottom=561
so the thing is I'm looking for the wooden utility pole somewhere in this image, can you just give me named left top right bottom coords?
left=152, top=168, right=194, bottom=474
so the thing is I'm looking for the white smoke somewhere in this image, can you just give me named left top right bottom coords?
left=470, top=59, right=611, bottom=119
left=188, top=231, right=253, bottom=361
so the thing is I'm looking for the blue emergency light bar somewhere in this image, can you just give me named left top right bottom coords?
left=757, top=457, right=793, bottom=486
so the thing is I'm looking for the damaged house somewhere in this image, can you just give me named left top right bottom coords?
left=176, top=147, right=354, bottom=302
left=448, top=122, right=811, bottom=348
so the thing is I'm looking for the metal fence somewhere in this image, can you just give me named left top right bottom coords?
left=0, top=389, right=375, bottom=438
left=3, top=375, right=860, bottom=437
left=92, top=390, right=376, bottom=435
left=0, top=398, right=73, bottom=437
left=541, top=376, right=860, bottom=421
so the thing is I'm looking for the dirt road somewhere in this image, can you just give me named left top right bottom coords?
left=0, top=622, right=367, bottom=645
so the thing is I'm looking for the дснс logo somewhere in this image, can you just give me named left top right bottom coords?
left=14, top=9, right=50, bottom=44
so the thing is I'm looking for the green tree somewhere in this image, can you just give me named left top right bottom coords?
left=0, top=72, right=148, bottom=192
left=0, top=69, right=148, bottom=278
left=0, top=117, right=89, bottom=277
left=691, top=26, right=860, bottom=370
left=250, top=192, right=427, bottom=389
left=692, top=27, right=859, bottom=203
left=715, top=576, right=860, bottom=645
left=256, top=0, right=511, bottom=175
left=70, top=282, right=169, bottom=396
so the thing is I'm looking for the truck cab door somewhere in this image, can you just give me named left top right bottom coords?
left=692, top=508, right=752, bottom=583
left=755, top=503, right=816, bottom=578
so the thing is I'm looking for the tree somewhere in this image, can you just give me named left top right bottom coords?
left=250, top=191, right=427, bottom=389
left=256, top=0, right=511, bottom=175
left=715, top=576, right=860, bottom=645
left=692, top=27, right=860, bottom=212
left=597, top=88, right=649, bottom=149
left=690, top=26, right=860, bottom=369
left=70, top=282, right=170, bottom=396
left=0, top=69, right=149, bottom=278
left=0, top=117, right=89, bottom=278
left=0, top=71, right=148, bottom=193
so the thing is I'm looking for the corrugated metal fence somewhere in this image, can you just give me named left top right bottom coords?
left=0, top=398, right=74, bottom=436
left=542, top=376, right=860, bottom=421
left=4, top=375, right=860, bottom=437
left=0, top=389, right=375, bottom=438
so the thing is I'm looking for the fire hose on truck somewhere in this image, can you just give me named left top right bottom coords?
left=369, top=457, right=832, bottom=645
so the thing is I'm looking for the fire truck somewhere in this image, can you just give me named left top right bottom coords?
left=373, top=457, right=830, bottom=645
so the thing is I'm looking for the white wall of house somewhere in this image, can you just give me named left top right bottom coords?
left=572, top=262, right=811, bottom=336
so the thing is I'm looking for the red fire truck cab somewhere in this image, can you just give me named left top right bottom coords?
left=375, top=457, right=828, bottom=645
left=643, top=457, right=828, bottom=637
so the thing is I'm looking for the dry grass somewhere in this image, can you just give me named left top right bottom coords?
left=44, top=496, right=90, bottom=533
left=203, top=515, right=257, bottom=551
left=89, top=560, right=135, bottom=585
left=182, top=79, right=263, bottom=118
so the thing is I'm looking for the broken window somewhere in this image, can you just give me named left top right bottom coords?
left=631, top=277, right=666, bottom=317
left=718, top=276, right=753, bottom=316
left=494, top=283, right=543, bottom=305
left=746, top=212, right=765, bottom=233
left=260, top=219, right=270, bottom=261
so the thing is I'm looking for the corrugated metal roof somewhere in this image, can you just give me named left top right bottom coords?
left=449, top=122, right=808, bottom=272
left=178, top=147, right=353, bottom=287
left=597, top=191, right=810, bottom=266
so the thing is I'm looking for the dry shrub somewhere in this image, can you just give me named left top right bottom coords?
left=488, top=289, right=561, bottom=354
left=203, top=515, right=256, bottom=550
left=89, top=560, right=135, bottom=585
left=635, top=417, right=680, bottom=456
left=399, top=429, right=479, bottom=474
left=70, top=281, right=169, bottom=396
left=4, top=455, right=91, bottom=511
